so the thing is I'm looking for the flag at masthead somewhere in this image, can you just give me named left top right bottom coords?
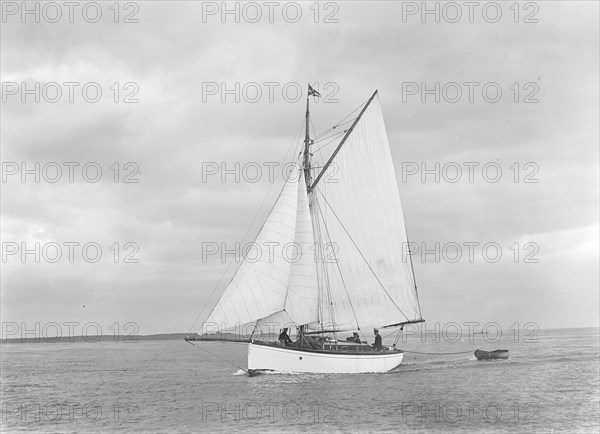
left=303, top=84, right=320, bottom=191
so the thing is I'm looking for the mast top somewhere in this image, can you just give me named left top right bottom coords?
left=303, top=84, right=322, bottom=191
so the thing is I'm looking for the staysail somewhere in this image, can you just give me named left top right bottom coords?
left=201, top=169, right=319, bottom=335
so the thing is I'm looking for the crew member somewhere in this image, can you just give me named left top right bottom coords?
left=373, top=329, right=382, bottom=350
left=278, top=328, right=292, bottom=346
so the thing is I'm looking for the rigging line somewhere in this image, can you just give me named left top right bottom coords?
left=310, top=109, right=361, bottom=147
left=382, top=327, right=403, bottom=340
left=309, top=192, right=326, bottom=327
left=187, top=118, right=305, bottom=336
left=312, top=118, right=356, bottom=143
left=311, top=119, right=355, bottom=145
left=314, top=194, right=361, bottom=332
left=313, top=132, right=328, bottom=182
left=335, top=98, right=368, bottom=124
left=186, top=340, right=248, bottom=373
left=312, top=194, right=336, bottom=330
left=310, top=91, right=378, bottom=192
left=316, top=198, right=338, bottom=333
left=393, top=330, right=402, bottom=347
left=311, top=118, right=354, bottom=145
left=313, top=118, right=354, bottom=138
left=253, top=321, right=263, bottom=341
left=312, top=131, right=348, bottom=149
left=310, top=118, right=337, bottom=142
left=311, top=199, right=325, bottom=327
left=311, top=98, right=367, bottom=142
left=315, top=188, right=412, bottom=323
left=312, top=130, right=347, bottom=154
left=401, top=350, right=473, bottom=355
left=309, top=112, right=318, bottom=142
left=405, top=231, right=423, bottom=318
left=308, top=114, right=341, bottom=157
left=308, top=103, right=362, bottom=190
left=315, top=193, right=337, bottom=332
left=308, top=116, right=327, bottom=175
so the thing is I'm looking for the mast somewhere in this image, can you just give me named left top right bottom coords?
left=303, top=86, right=312, bottom=192
left=303, top=84, right=323, bottom=332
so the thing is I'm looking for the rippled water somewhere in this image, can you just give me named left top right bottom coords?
left=1, top=328, right=598, bottom=432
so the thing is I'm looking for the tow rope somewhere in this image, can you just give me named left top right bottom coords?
left=401, top=350, right=474, bottom=355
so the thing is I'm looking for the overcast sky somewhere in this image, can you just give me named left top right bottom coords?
left=1, top=1, right=598, bottom=337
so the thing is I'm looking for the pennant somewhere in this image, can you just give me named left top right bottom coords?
left=308, top=85, right=321, bottom=98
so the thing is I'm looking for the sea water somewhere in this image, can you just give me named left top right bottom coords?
left=1, top=328, right=598, bottom=433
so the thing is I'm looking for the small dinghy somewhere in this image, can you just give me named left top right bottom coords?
left=474, top=349, right=509, bottom=360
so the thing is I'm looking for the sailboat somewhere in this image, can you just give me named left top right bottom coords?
left=194, top=87, right=424, bottom=374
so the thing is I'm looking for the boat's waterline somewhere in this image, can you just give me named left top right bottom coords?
left=247, top=342, right=405, bottom=374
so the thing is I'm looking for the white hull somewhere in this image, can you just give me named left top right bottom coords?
left=247, top=342, right=404, bottom=374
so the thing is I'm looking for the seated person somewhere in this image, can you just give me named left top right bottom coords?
left=306, top=335, right=321, bottom=349
left=296, top=332, right=320, bottom=350
left=346, top=332, right=362, bottom=344
left=278, top=328, right=293, bottom=346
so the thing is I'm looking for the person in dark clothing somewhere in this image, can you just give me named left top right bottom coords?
left=353, top=332, right=362, bottom=344
left=278, top=328, right=292, bottom=346
left=372, top=329, right=382, bottom=350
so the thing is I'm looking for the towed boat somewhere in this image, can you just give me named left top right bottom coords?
left=474, top=349, right=509, bottom=360
left=193, top=87, right=424, bottom=374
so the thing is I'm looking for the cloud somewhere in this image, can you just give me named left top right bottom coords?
left=1, top=1, right=598, bottom=334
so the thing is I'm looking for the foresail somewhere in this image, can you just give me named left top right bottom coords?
left=313, top=94, right=421, bottom=331
left=201, top=171, right=299, bottom=335
left=231, top=170, right=320, bottom=334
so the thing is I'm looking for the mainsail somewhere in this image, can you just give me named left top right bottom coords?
left=200, top=91, right=422, bottom=338
left=311, top=94, right=421, bottom=332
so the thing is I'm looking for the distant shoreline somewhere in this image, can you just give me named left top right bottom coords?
left=1, top=333, right=190, bottom=344
left=1, top=327, right=598, bottom=344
